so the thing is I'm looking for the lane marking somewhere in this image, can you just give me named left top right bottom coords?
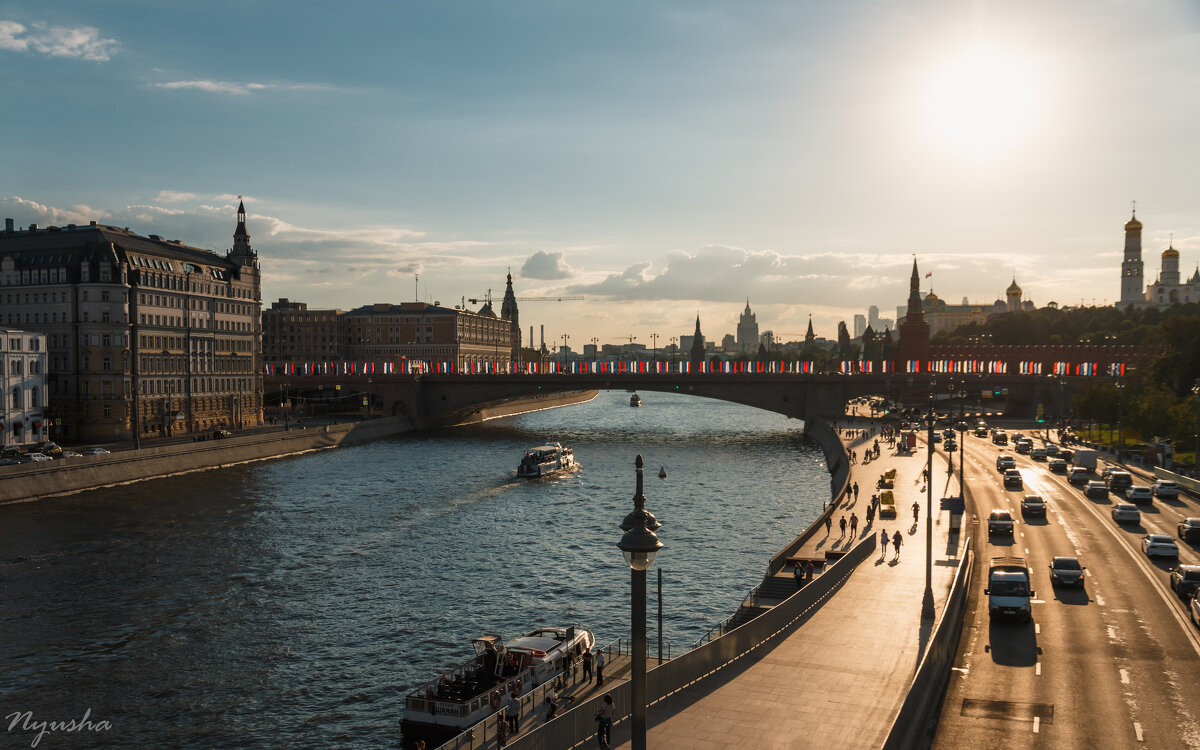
left=1097, top=595, right=1106, bottom=606
left=1033, top=716, right=1040, bottom=734
left=1120, top=668, right=1130, bottom=684
left=1025, top=548, right=1030, bottom=554
left=1134, top=722, right=1144, bottom=742
left=1035, top=623, right=1041, bottom=634
left=1035, top=661, right=1041, bottom=676
left=1108, top=626, right=1118, bottom=640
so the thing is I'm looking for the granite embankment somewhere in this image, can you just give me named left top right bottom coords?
left=0, top=390, right=597, bottom=505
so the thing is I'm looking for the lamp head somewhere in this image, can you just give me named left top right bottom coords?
left=617, top=455, right=663, bottom=570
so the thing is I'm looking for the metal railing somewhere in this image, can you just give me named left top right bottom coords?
left=691, top=582, right=763, bottom=649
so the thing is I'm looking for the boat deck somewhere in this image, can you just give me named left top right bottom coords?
left=423, top=652, right=663, bottom=749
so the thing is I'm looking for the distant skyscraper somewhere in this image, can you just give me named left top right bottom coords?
left=736, top=300, right=759, bottom=353
left=853, top=314, right=866, bottom=339
left=721, top=333, right=736, bottom=351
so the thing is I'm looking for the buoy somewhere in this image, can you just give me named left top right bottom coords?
left=658, top=466, right=667, bottom=478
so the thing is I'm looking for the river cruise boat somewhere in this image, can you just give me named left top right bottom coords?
left=516, top=443, right=576, bottom=479
left=630, top=392, right=642, bottom=407
left=402, top=626, right=595, bottom=747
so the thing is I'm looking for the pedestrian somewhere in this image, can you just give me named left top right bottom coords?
left=866, top=504, right=875, bottom=524
left=825, top=515, right=832, bottom=535
left=912, top=500, right=920, bottom=523
left=850, top=512, right=859, bottom=537
left=596, top=693, right=615, bottom=749
left=794, top=562, right=805, bottom=589
left=839, top=516, right=847, bottom=538
left=497, top=709, right=509, bottom=748
left=881, top=529, right=889, bottom=555
left=595, top=648, right=605, bottom=687
left=545, top=688, right=560, bottom=721
left=804, top=559, right=815, bottom=582
left=893, top=530, right=903, bottom=559
left=854, top=482, right=860, bottom=500
left=506, top=692, right=521, bottom=733
left=582, top=648, right=593, bottom=683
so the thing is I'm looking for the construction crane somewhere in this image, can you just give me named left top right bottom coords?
left=467, top=290, right=584, bottom=306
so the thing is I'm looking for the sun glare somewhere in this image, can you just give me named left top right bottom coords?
left=923, top=47, right=1038, bottom=158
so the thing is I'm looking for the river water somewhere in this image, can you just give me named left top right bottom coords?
left=0, top=390, right=829, bottom=748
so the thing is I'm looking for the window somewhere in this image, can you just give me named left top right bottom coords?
left=102, top=356, right=112, bottom=371
left=10, top=387, right=19, bottom=409
left=30, top=387, right=39, bottom=407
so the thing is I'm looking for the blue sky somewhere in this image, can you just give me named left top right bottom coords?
left=3, top=1, right=1199, bottom=348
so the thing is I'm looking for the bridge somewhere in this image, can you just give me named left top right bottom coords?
left=263, top=370, right=1089, bottom=429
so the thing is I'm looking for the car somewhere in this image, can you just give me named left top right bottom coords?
left=1126, top=485, right=1154, bottom=504
left=931, top=432, right=942, bottom=443
left=1068, top=468, right=1091, bottom=484
left=1012, top=432, right=1026, bottom=442
left=58, top=450, right=82, bottom=458
left=0, top=445, right=21, bottom=458
left=1021, top=495, right=1047, bottom=517
left=988, top=509, right=1016, bottom=534
left=943, top=429, right=956, bottom=440
left=996, top=455, right=1016, bottom=471
left=1111, top=503, right=1141, bottom=523
left=1169, top=565, right=1200, bottom=599
left=1044, top=444, right=1061, bottom=456
left=17, top=452, right=53, bottom=463
left=0, top=457, right=19, bottom=466
left=82, top=447, right=111, bottom=456
left=1015, top=441, right=1032, bottom=454
left=213, top=429, right=232, bottom=439
left=1048, top=556, right=1086, bottom=587
left=1154, top=481, right=1180, bottom=500
left=1049, top=458, right=1068, bottom=474
left=993, top=431, right=1009, bottom=445
left=33, top=441, right=62, bottom=456
left=1003, top=469, right=1023, bottom=489
left=1108, top=471, right=1133, bottom=491
left=1178, top=518, right=1200, bottom=543
left=974, top=426, right=989, bottom=437
left=1086, top=480, right=1110, bottom=499
left=1192, top=595, right=1200, bottom=628
left=1143, top=534, right=1179, bottom=558
left=1031, top=448, right=1048, bottom=461
left=945, top=440, right=957, bottom=452
left=1058, top=449, right=1075, bottom=463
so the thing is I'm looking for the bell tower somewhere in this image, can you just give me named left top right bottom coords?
left=1119, top=206, right=1144, bottom=310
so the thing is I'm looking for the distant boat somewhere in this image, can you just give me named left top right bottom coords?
left=516, top=443, right=576, bottom=479
left=658, top=466, right=667, bottom=478
left=630, top=393, right=642, bottom=407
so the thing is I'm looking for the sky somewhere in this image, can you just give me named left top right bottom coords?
left=3, top=1, right=1200, bottom=348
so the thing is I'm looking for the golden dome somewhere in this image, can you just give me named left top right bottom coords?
left=1125, top=213, right=1142, bottom=231
left=1006, top=279, right=1022, bottom=295
left=1163, top=244, right=1179, bottom=258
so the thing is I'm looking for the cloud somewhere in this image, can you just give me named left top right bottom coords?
left=1, top=195, right=110, bottom=225
left=0, top=20, right=118, bottom=61
left=520, top=250, right=577, bottom=280
left=154, top=190, right=198, bottom=203
left=150, top=80, right=330, bottom=96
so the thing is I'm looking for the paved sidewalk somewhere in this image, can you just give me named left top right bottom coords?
left=608, top=417, right=964, bottom=749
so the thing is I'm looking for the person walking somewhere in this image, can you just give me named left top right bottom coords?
left=850, top=512, right=859, bottom=537
left=839, top=515, right=847, bottom=538
left=596, top=693, right=615, bottom=749
left=804, top=559, right=815, bottom=582
left=794, top=562, right=805, bottom=589
left=912, top=500, right=920, bottom=524
left=825, top=514, right=833, bottom=535
left=594, top=648, right=606, bottom=687
left=497, top=709, right=510, bottom=748
left=853, top=482, right=860, bottom=501
left=582, top=647, right=594, bottom=683
left=506, top=691, right=521, bottom=734
left=893, top=530, right=903, bottom=560
left=881, top=529, right=889, bottom=556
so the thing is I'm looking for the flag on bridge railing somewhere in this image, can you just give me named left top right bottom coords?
left=906, top=360, right=921, bottom=373
left=1109, top=363, right=1125, bottom=377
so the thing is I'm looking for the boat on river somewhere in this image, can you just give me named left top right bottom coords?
left=517, top=443, right=576, bottom=478
left=401, top=626, right=595, bottom=746
left=630, top=392, right=642, bottom=407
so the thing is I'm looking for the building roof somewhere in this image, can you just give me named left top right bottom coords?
left=1125, top=212, right=1142, bottom=231
left=1162, top=243, right=1179, bottom=258
left=1007, top=278, right=1022, bottom=295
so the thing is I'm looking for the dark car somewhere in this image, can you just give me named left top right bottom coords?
left=1170, top=565, right=1200, bottom=599
left=0, top=445, right=21, bottom=458
left=1178, top=518, right=1200, bottom=543
left=1108, top=471, right=1134, bottom=492
left=1049, top=556, right=1086, bottom=587
left=1021, top=495, right=1047, bottom=517
left=213, top=429, right=233, bottom=439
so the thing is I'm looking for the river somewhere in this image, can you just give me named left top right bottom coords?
left=0, top=390, right=829, bottom=748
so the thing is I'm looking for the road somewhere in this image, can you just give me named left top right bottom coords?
left=931, top=426, right=1200, bottom=750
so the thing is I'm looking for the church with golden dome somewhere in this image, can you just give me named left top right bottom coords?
left=1117, top=208, right=1200, bottom=310
left=895, top=276, right=1032, bottom=337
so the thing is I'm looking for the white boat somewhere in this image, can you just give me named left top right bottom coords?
left=402, top=626, right=596, bottom=746
left=517, top=443, right=576, bottom=479
left=630, top=393, right=642, bottom=407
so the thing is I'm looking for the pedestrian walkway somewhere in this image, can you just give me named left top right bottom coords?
left=607, top=415, right=964, bottom=749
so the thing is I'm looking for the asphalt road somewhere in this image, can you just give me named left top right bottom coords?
left=931, top=427, right=1200, bottom=750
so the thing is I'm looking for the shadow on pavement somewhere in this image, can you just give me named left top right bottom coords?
left=1052, top=585, right=1090, bottom=606
left=986, top=621, right=1039, bottom=667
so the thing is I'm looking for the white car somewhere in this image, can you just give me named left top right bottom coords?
left=1111, top=503, right=1141, bottom=524
left=1086, top=480, right=1109, bottom=499
left=1126, top=485, right=1154, bottom=503
left=1155, top=481, right=1180, bottom=500
left=17, top=452, right=53, bottom=463
left=1143, top=534, right=1179, bottom=558
left=82, top=447, right=111, bottom=456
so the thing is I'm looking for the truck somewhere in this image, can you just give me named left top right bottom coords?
left=1071, top=448, right=1098, bottom=471
left=985, top=557, right=1034, bottom=623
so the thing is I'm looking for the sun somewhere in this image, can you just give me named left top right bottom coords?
left=922, top=46, right=1038, bottom=157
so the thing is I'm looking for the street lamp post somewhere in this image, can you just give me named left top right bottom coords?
left=650, top=333, right=659, bottom=364
left=617, top=455, right=663, bottom=750
left=1116, top=381, right=1125, bottom=462
left=1192, top=380, right=1200, bottom=474
left=922, top=377, right=936, bottom=620
left=591, top=337, right=600, bottom=366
